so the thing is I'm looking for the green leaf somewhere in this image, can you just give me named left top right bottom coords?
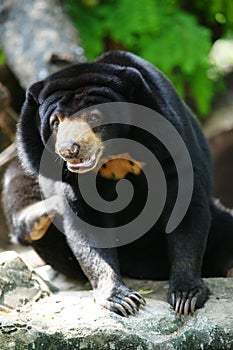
left=65, top=0, right=216, bottom=118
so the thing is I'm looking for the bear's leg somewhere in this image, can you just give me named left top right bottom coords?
left=62, top=210, right=146, bottom=316
left=14, top=196, right=60, bottom=244
left=2, top=159, right=61, bottom=245
left=2, top=160, right=85, bottom=279
left=31, top=220, right=86, bottom=280
left=166, top=197, right=210, bottom=318
left=202, top=199, right=233, bottom=277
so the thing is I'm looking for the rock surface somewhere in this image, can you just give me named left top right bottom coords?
left=0, top=251, right=233, bottom=350
left=0, top=251, right=50, bottom=310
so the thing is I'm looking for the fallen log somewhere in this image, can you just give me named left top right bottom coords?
left=0, top=0, right=87, bottom=167
left=0, top=0, right=86, bottom=88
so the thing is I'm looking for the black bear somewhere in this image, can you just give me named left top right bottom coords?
left=2, top=51, right=233, bottom=318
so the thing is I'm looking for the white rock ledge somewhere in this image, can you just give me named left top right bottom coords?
left=0, top=251, right=233, bottom=350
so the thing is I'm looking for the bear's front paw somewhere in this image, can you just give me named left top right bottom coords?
left=168, top=278, right=209, bottom=318
left=15, top=213, right=55, bottom=245
left=94, top=285, right=146, bottom=317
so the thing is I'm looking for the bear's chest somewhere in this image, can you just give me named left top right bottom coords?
left=66, top=169, right=148, bottom=228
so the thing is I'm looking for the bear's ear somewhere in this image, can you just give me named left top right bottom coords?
left=16, top=81, right=45, bottom=175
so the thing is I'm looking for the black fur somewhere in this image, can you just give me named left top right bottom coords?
left=3, top=51, right=233, bottom=317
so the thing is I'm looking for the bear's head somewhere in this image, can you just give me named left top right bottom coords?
left=50, top=108, right=104, bottom=174
left=16, top=51, right=181, bottom=178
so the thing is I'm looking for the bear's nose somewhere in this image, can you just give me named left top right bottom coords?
left=58, top=141, right=80, bottom=159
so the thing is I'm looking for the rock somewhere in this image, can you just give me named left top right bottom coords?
left=0, top=253, right=233, bottom=349
left=0, top=251, right=50, bottom=310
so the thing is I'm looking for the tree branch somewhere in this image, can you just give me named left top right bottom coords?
left=0, top=0, right=87, bottom=88
left=0, top=0, right=87, bottom=167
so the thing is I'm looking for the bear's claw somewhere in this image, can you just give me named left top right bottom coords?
left=110, top=291, right=146, bottom=317
left=96, top=288, right=146, bottom=317
left=170, top=288, right=206, bottom=319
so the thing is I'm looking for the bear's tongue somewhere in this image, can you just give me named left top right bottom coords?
left=67, top=155, right=96, bottom=169
left=71, top=158, right=83, bottom=164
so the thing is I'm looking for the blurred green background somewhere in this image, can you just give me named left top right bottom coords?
left=65, top=0, right=233, bottom=118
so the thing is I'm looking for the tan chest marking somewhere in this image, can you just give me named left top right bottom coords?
left=96, top=153, right=145, bottom=180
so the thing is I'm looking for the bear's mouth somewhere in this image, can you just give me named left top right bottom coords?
left=66, top=149, right=102, bottom=174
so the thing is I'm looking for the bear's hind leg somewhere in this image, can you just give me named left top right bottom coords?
left=202, top=199, right=233, bottom=277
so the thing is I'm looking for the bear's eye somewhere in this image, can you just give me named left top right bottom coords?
left=50, top=116, right=60, bottom=130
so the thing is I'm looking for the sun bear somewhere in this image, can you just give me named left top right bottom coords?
left=2, top=50, right=233, bottom=318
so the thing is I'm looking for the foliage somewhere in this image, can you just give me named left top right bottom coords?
left=178, top=0, right=233, bottom=38
left=0, top=48, right=6, bottom=66
left=65, top=0, right=230, bottom=118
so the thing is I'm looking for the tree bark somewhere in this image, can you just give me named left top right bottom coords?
left=0, top=0, right=87, bottom=167
left=0, top=0, right=87, bottom=89
left=0, top=82, right=17, bottom=165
